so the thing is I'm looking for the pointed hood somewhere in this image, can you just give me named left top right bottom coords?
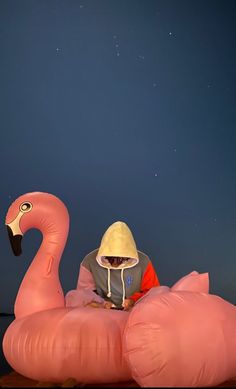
left=96, top=221, right=139, bottom=269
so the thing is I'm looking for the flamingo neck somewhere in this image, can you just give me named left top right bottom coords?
left=14, top=224, right=68, bottom=319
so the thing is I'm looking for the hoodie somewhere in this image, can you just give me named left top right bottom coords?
left=77, top=221, right=160, bottom=308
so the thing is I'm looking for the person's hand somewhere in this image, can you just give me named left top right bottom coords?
left=103, top=301, right=114, bottom=309
left=84, top=301, right=104, bottom=308
left=123, top=298, right=135, bottom=311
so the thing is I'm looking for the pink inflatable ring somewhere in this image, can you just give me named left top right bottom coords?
left=3, top=192, right=236, bottom=387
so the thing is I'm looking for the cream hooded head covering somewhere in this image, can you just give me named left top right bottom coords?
left=96, top=221, right=139, bottom=304
left=96, top=221, right=139, bottom=265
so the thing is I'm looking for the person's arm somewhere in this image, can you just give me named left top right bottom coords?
left=76, top=262, right=116, bottom=309
left=76, top=263, right=97, bottom=291
left=129, top=261, right=160, bottom=303
left=65, top=263, right=105, bottom=308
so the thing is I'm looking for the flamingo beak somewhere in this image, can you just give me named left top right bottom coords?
left=6, top=224, right=23, bottom=256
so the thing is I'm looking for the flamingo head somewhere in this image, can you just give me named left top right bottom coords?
left=5, top=191, right=69, bottom=256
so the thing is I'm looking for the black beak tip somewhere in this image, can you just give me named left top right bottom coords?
left=6, top=226, right=23, bottom=256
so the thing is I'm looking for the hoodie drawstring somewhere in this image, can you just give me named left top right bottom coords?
left=107, top=267, right=126, bottom=307
left=107, top=268, right=111, bottom=298
left=121, top=268, right=125, bottom=307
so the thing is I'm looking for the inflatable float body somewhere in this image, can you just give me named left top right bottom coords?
left=3, top=192, right=236, bottom=387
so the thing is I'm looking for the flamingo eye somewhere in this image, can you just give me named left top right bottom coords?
left=20, top=202, right=33, bottom=213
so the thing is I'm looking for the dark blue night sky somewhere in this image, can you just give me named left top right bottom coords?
left=0, top=0, right=236, bottom=312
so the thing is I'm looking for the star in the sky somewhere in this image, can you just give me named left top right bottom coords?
left=169, top=32, right=172, bottom=36
left=56, top=48, right=61, bottom=52
left=138, top=55, right=145, bottom=60
left=154, top=173, right=158, bottom=177
left=153, top=83, right=157, bottom=87
left=173, top=148, right=177, bottom=152
left=114, top=40, right=120, bottom=56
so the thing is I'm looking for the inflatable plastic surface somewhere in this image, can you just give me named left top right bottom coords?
left=3, top=191, right=236, bottom=386
left=3, top=192, right=131, bottom=384
left=124, top=286, right=236, bottom=387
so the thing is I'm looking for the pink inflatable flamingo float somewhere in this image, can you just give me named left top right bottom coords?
left=3, top=192, right=131, bottom=385
left=3, top=191, right=236, bottom=387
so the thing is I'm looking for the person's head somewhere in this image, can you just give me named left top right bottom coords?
left=96, top=221, right=139, bottom=268
left=105, top=256, right=130, bottom=267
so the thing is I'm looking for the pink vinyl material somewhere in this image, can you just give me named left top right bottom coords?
left=4, top=192, right=236, bottom=387
left=5, top=192, right=69, bottom=319
left=171, top=270, right=209, bottom=293
left=124, top=284, right=236, bottom=387
left=4, top=306, right=131, bottom=383
left=3, top=192, right=131, bottom=384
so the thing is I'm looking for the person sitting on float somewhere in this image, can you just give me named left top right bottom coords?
left=77, top=220, right=160, bottom=310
